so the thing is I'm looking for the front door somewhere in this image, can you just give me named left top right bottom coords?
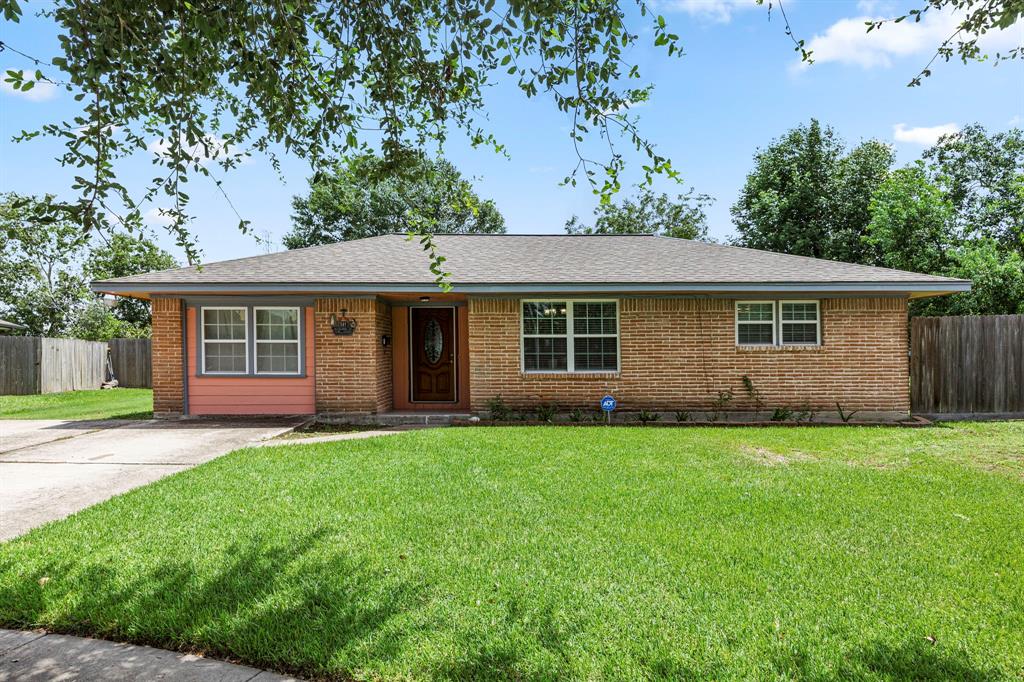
left=410, top=307, right=456, bottom=402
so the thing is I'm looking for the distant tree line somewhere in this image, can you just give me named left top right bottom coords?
left=731, top=121, right=1023, bottom=316
left=0, top=193, right=177, bottom=338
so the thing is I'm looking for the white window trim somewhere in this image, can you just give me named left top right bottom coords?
left=735, top=300, right=823, bottom=347
left=779, top=299, right=821, bottom=346
left=735, top=300, right=777, bottom=347
left=200, top=306, right=249, bottom=375
left=253, top=306, right=303, bottom=376
left=520, top=299, right=620, bottom=374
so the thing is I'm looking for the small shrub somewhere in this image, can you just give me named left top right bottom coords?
left=674, top=410, right=690, bottom=422
left=487, top=395, right=510, bottom=421
left=741, top=375, right=765, bottom=417
left=771, top=407, right=794, bottom=422
left=568, top=408, right=586, bottom=423
left=534, top=402, right=558, bottom=422
left=636, top=409, right=660, bottom=424
left=794, top=403, right=815, bottom=423
left=836, top=402, right=859, bottom=423
left=709, top=390, right=733, bottom=422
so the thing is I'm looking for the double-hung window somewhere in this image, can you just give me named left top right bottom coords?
left=254, top=307, right=301, bottom=374
left=780, top=301, right=820, bottom=345
left=735, top=302, right=776, bottom=346
left=200, top=305, right=303, bottom=375
left=735, top=300, right=821, bottom=347
left=521, top=301, right=619, bottom=372
left=202, top=308, right=248, bottom=374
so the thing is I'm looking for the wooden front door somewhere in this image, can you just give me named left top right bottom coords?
left=410, top=307, right=456, bottom=402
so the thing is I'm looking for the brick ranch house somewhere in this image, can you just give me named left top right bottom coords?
left=92, top=234, right=970, bottom=420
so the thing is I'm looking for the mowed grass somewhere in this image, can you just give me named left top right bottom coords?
left=0, top=389, right=153, bottom=420
left=1, top=424, right=1022, bottom=680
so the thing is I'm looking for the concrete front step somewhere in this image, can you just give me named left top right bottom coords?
left=319, top=412, right=474, bottom=426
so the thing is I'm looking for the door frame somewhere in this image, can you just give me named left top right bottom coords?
left=408, top=305, right=458, bottom=404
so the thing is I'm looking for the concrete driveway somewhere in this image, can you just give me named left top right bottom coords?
left=0, top=418, right=305, bottom=541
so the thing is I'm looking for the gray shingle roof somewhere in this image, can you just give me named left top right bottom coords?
left=93, top=234, right=970, bottom=294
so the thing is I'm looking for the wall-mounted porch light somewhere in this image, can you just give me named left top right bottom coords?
left=330, top=310, right=358, bottom=336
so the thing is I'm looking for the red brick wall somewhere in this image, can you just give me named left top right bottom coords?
left=467, top=296, right=910, bottom=413
left=151, top=297, right=184, bottom=417
left=314, top=297, right=393, bottom=414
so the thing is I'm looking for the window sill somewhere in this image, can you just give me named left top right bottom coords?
left=736, top=344, right=823, bottom=352
left=195, top=372, right=307, bottom=379
left=521, top=371, right=620, bottom=378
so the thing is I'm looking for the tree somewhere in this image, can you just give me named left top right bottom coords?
left=922, top=124, right=1024, bottom=250
left=730, top=120, right=894, bottom=262
left=283, top=155, right=505, bottom=249
left=0, top=194, right=90, bottom=336
left=564, top=187, right=713, bottom=240
left=864, top=148, right=1024, bottom=317
left=0, top=0, right=1014, bottom=275
left=863, top=162, right=956, bottom=274
left=83, top=233, right=178, bottom=327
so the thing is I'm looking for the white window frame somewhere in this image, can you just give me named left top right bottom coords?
left=779, top=299, right=821, bottom=346
left=200, top=306, right=249, bottom=375
left=253, top=306, right=303, bottom=376
left=520, top=299, right=620, bottom=374
left=735, top=300, right=777, bottom=347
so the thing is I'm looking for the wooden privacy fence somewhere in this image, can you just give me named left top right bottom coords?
left=0, top=337, right=107, bottom=395
left=0, top=337, right=151, bottom=394
left=911, top=315, right=1024, bottom=416
left=108, top=338, right=152, bottom=388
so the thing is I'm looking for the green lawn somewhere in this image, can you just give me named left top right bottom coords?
left=0, top=389, right=153, bottom=420
left=1, top=424, right=1022, bottom=680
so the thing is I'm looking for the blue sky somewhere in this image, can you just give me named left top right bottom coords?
left=1, top=1, right=1022, bottom=263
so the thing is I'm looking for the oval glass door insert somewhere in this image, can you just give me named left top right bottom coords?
left=424, top=317, right=443, bottom=364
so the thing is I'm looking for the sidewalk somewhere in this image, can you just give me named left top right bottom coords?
left=0, top=629, right=300, bottom=681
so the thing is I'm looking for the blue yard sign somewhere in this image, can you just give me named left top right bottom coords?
left=600, top=395, right=617, bottom=412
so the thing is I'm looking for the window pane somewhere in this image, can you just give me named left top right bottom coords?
left=203, top=309, right=246, bottom=340
left=737, top=303, right=774, bottom=322
left=524, top=337, right=567, bottom=371
left=574, top=301, right=617, bottom=335
left=782, top=323, right=818, bottom=344
left=738, top=323, right=774, bottom=345
left=204, top=342, right=246, bottom=372
left=574, top=336, right=618, bottom=371
left=522, top=302, right=567, bottom=336
left=782, top=302, right=818, bottom=321
left=256, top=342, right=299, bottom=373
left=256, top=308, right=299, bottom=341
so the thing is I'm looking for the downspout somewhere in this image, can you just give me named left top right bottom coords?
left=180, top=299, right=189, bottom=417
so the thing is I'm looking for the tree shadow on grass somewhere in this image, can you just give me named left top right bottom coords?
left=767, top=636, right=1004, bottom=682
left=0, top=528, right=432, bottom=679
left=849, top=639, right=1004, bottom=681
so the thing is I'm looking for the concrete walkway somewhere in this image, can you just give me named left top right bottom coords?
left=0, top=418, right=305, bottom=541
left=259, top=423, right=430, bottom=447
left=0, top=629, right=299, bottom=681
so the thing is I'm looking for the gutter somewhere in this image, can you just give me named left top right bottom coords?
left=91, top=280, right=973, bottom=296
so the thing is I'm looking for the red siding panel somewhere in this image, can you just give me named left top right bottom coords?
left=186, top=306, right=315, bottom=415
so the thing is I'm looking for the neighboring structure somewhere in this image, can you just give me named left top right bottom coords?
left=92, top=234, right=970, bottom=419
left=0, top=319, right=27, bottom=333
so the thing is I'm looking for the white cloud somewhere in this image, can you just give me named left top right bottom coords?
left=148, top=133, right=229, bottom=165
left=1010, top=115, right=1022, bottom=127
left=144, top=208, right=175, bottom=227
left=893, top=122, right=960, bottom=145
left=0, top=69, right=57, bottom=102
left=800, top=9, right=1023, bottom=70
left=659, top=0, right=759, bottom=24
left=601, top=99, right=648, bottom=116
